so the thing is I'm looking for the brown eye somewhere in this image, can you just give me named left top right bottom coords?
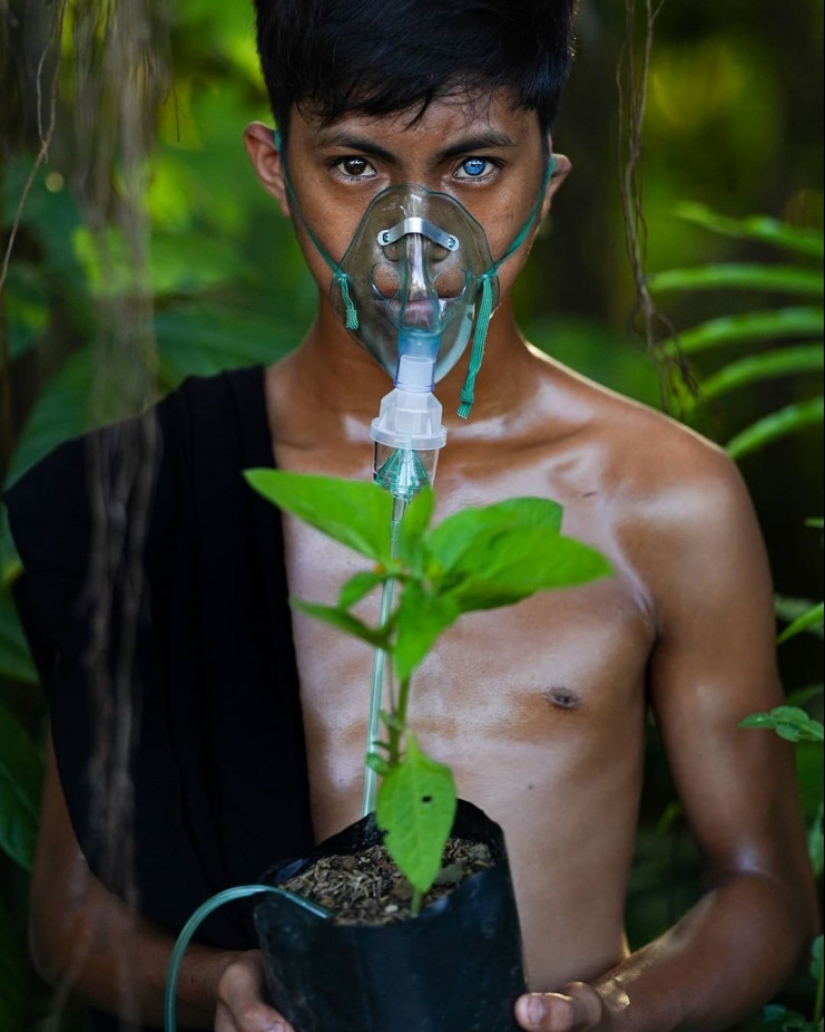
left=338, top=157, right=375, bottom=178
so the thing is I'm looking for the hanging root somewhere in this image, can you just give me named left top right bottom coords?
left=617, top=0, right=698, bottom=415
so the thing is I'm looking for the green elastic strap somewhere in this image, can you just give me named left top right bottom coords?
left=272, top=129, right=360, bottom=331
left=164, top=883, right=331, bottom=1032
left=457, top=155, right=558, bottom=420
left=458, top=273, right=495, bottom=419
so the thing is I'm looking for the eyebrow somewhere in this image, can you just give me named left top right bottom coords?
left=316, top=129, right=516, bottom=166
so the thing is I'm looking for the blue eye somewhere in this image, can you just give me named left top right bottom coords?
left=461, top=158, right=489, bottom=178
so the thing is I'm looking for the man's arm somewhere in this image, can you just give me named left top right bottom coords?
left=31, top=733, right=296, bottom=1032
left=516, top=449, right=818, bottom=1031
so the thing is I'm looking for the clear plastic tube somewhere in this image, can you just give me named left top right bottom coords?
left=164, top=885, right=330, bottom=1032
left=361, top=497, right=406, bottom=816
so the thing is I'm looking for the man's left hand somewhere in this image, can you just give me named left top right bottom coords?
left=515, top=983, right=611, bottom=1031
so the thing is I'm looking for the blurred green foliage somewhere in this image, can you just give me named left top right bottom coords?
left=0, top=0, right=823, bottom=1028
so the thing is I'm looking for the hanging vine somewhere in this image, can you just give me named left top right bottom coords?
left=618, top=0, right=695, bottom=412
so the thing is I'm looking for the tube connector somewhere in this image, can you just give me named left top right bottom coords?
left=370, top=357, right=446, bottom=502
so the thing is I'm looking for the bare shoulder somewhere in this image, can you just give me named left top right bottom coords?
left=534, top=354, right=752, bottom=522
left=529, top=355, right=771, bottom=621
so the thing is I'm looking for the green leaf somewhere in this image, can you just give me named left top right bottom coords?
left=244, top=471, right=394, bottom=563
left=293, top=600, right=391, bottom=650
left=675, top=204, right=825, bottom=259
left=739, top=706, right=824, bottom=744
left=809, top=805, right=824, bottom=879
left=429, top=497, right=564, bottom=574
left=807, top=518, right=825, bottom=531
left=440, top=529, right=612, bottom=614
left=0, top=586, right=37, bottom=685
left=397, top=488, right=436, bottom=571
left=376, top=734, right=457, bottom=895
left=365, top=753, right=390, bottom=777
left=393, top=582, right=461, bottom=684
left=0, top=894, right=28, bottom=1032
left=777, top=596, right=825, bottom=640
left=797, top=742, right=825, bottom=822
left=0, top=701, right=43, bottom=871
left=727, top=397, right=824, bottom=460
left=786, top=686, right=825, bottom=708
left=677, top=309, right=823, bottom=355
left=812, top=935, right=824, bottom=983
left=3, top=345, right=97, bottom=489
left=695, top=346, right=824, bottom=406
left=649, top=264, right=824, bottom=298
left=778, top=603, right=825, bottom=645
left=338, top=571, right=391, bottom=610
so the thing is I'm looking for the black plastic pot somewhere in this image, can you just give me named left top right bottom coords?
left=254, top=799, right=527, bottom=1032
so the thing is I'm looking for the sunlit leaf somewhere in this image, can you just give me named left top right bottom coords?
left=245, top=471, right=394, bottom=563
left=393, top=582, right=461, bottom=684
left=0, top=700, right=43, bottom=871
left=650, top=264, right=824, bottom=297
left=292, top=600, right=391, bottom=650
left=376, top=734, right=457, bottom=895
left=338, top=571, right=392, bottom=610
left=727, top=397, right=824, bottom=460
left=778, top=603, right=825, bottom=645
left=429, top=497, right=564, bottom=573
left=694, top=345, right=824, bottom=405
left=739, top=706, right=824, bottom=744
left=677, top=309, right=823, bottom=355
left=676, top=204, right=825, bottom=259
left=439, top=528, right=612, bottom=613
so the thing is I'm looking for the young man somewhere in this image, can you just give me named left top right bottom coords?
left=7, top=1, right=816, bottom=1031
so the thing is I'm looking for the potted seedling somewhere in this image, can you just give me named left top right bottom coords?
left=244, top=470, right=613, bottom=1032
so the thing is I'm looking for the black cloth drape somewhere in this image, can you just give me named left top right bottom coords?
left=4, top=366, right=314, bottom=1031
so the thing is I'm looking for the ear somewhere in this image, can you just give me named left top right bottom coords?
left=541, top=151, right=572, bottom=219
left=244, top=122, right=291, bottom=217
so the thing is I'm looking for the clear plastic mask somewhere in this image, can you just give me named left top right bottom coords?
left=276, top=129, right=554, bottom=417
left=334, top=185, right=498, bottom=387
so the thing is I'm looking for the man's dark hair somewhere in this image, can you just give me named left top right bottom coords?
left=253, top=0, right=578, bottom=141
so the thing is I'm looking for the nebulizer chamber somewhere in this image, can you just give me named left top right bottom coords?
left=333, top=184, right=496, bottom=501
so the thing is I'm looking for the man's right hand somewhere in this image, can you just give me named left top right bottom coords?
left=215, top=951, right=295, bottom=1032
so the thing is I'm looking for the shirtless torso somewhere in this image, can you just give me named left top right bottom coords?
left=25, top=92, right=814, bottom=1032
left=265, top=317, right=788, bottom=994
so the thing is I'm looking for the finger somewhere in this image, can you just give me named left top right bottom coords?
left=216, top=952, right=294, bottom=1032
left=215, top=998, right=293, bottom=1032
left=515, top=983, right=603, bottom=1031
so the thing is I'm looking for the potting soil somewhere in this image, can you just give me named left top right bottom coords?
left=281, top=838, right=493, bottom=925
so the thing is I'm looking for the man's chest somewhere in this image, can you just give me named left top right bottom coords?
left=281, top=509, right=654, bottom=842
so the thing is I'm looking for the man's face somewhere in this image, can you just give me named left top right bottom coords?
left=247, top=90, right=569, bottom=316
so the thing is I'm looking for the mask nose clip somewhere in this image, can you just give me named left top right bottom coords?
left=377, top=218, right=461, bottom=253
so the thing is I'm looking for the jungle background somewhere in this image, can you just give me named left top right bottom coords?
left=0, top=0, right=823, bottom=1028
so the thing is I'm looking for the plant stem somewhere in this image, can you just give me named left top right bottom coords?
left=385, top=676, right=412, bottom=769
left=361, top=500, right=407, bottom=815
left=411, top=888, right=423, bottom=917
left=815, top=953, right=824, bottom=1024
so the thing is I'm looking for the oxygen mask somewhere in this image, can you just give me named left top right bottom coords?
left=336, top=185, right=497, bottom=499
left=276, top=128, right=554, bottom=500
left=335, top=184, right=497, bottom=391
